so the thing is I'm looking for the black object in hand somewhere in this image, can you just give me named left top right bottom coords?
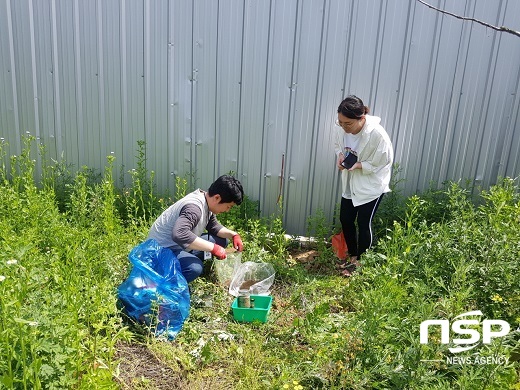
left=341, top=152, right=358, bottom=169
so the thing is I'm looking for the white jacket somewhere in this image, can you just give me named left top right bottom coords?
left=334, top=115, right=394, bottom=206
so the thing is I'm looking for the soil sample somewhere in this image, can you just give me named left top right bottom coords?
left=239, top=280, right=259, bottom=290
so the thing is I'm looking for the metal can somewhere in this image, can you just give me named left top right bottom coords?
left=237, top=289, right=250, bottom=308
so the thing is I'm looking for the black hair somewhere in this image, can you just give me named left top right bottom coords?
left=337, top=95, right=370, bottom=119
left=208, top=175, right=244, bottom=205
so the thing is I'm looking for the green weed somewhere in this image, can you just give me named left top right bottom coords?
left=0, top=138, right=518, bottom=389
left=306, top=208, right=336, bottom=272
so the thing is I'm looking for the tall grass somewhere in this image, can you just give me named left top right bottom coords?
left=0, top=137, right=518, bottom=389
left=340, top=179, right=520, bottom=389
left=0, top=137, right=135, bottom=389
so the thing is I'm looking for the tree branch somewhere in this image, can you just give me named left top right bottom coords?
left=417, top=0, right=520, bottom=38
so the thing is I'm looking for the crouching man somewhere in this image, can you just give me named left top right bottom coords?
left=147, top=175, right=244, bottom=282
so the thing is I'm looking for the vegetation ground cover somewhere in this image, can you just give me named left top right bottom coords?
left=0, top=138, right=518, bottom=389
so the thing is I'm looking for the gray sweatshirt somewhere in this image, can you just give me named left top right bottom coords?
left=147, top=189, right=223, bottom=249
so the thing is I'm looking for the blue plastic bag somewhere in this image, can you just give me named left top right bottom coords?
left=118, top=239, right=190, bottom=340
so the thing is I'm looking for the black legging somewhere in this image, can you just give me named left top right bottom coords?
left=340, top=194, right=384, bottom=258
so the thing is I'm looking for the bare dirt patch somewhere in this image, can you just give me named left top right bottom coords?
left=114, top=341, right=187, bottom=389
left=288, top=248, right=320, bottom=264
left=287, top=246, right=341, bottom=273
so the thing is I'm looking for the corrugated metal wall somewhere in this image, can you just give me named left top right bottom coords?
left=1, top=0, right=519, bottom=235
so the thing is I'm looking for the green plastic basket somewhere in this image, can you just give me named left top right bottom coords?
left=231, top=295, right=272, bottom=323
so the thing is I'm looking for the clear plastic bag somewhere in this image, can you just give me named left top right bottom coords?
left=228, top=261, right=275, bottom=297
left=117, top=239, right=190, bottom=340
left=213, top=251, right=242, bottom=287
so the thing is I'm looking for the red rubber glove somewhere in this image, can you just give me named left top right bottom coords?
left=233, top=234, right=244, bottom=251
left=211, top=243, right=227, bottom=260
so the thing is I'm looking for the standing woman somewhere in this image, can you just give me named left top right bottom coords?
left=334, top=95, right=393, bottom=276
